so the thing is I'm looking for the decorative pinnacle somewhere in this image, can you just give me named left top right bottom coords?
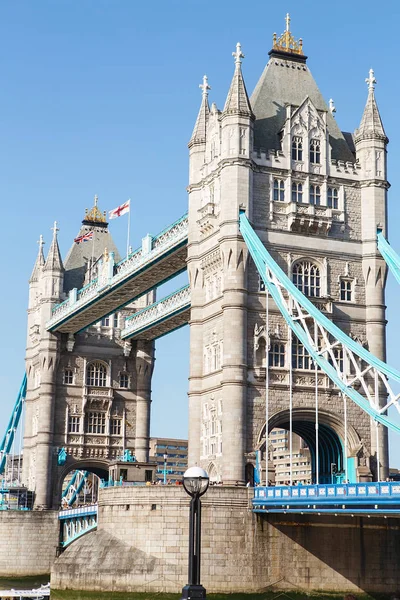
left=232, top=42, right=244, bottom=66
left=37, top=234, right=45, bottom=249
left=94, top=194, right=98, bottom=206
left=366, top=68, right=376, bottom=91
left=285, top=13, right=290, bottom=31
left=51, top=221, right=59, bottom=238
left=329, top=98, right=336, bottom=115
left=199, top=75, right=211, bottom=97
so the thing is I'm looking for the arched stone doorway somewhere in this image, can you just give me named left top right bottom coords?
left=55, top=458, right=109, bottom=508
left=257, top=408, right=361, bottom=484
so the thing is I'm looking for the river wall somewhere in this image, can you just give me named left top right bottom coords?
left=51, top=486, right=400, bottom=595
left=0, top=510, right=59, bottom=575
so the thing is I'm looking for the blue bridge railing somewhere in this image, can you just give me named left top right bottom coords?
left=253, top=482, right=400, bottom=514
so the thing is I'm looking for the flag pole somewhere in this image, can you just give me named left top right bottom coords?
left=126, top=199, right=131, bottom=258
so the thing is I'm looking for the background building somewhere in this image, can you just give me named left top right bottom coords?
left=271, top=429, right=312, bottom=485
left=149, top=437, right=188, bottom=483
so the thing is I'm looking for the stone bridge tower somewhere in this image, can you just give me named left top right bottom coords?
left=187, top=17, right=389, bottom=484
left=23, top=199, right=154, bottom=508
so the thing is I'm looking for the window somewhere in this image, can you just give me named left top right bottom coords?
left=86, top=362, right=107, bottom=387
left=309, top=185, right=321, bottom=206
left=258, top=275, right=266, bottom=292
left=327, top=187, right=339, bottom=209
left=269, top=343, right=285, bottom=367
left=86, top=412, right=106, bottom=434
left=292, top=182, right=303, bottom=203
left=292, top=262, right=321, bottom=297
left=340, top=279, right=353, bottom=302
left=292, top=136, right=303, bottom=161
left=329, top=347, right=344, bottom=373
left=68, top=415, right=80, bottom=433
left=292, top=339, right=311, bottom=370
left=64, top=369, right=73, bottom=385
left=101, top=316, right=110, bottom=327
left=273, top=179, right=285, bottom=202
left=111, top=418, right=121, bottom=435
left=119, top=373, right=129, bottom=388
left=114, top=313, right=119, bottom=328
left=310, top=139, right=321, bottom=164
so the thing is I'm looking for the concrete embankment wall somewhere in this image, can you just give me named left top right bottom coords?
left=0, top=510, right=59, bottom=575
left=51, top=486, right=400, bottom=595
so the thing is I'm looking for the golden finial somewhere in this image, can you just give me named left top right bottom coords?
left=83, top=194, right=107, bottom=224
left=272, top=14, right=304, bottom=56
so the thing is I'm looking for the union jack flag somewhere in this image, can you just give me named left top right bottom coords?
left=74, top=231, right=94, bottom=244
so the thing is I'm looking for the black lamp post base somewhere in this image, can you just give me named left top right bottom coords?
left=180, top=584, right=207, bottom=599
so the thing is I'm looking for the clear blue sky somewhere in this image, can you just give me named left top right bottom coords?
left=2, top=0, right=400, bottom=465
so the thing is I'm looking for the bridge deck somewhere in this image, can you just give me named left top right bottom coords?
left=121, top=284, right=191, bottom=341
left=46, top=214, right=188, bottom=334
left=253, top=482, right=400, bottom=515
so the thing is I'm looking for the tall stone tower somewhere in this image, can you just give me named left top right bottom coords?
left=23, top=198, right=154, bottom=508
left=187, top=17, right=389, bottom=484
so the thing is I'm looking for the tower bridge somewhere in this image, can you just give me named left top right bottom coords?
left=6, top=14, right=395, bottom=518
left=3, top=14, right=400, bottom=596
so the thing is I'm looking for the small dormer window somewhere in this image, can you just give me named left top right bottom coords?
left=292, top=136, right=303, bottom=161
left=309, top=185, right=321, bottom=205
left=273, top=179, right=285, bottom=202
left=327, top=187, right=339, bottom=209
left=310, top=139, right=321, bottom=164
left=340, top=279, right=353, bottom=302
left=291, top=182, right=303, bottom=203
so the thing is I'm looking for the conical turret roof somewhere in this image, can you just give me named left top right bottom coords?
left=43, top=222, right=64, bottom=273
left=355, top=69, right=388, bottom=143
left=29, top=235, right=45, bottom=283
left=223, top=43, right=253, bottom=117
left=189, top=75, right=211, bottom=146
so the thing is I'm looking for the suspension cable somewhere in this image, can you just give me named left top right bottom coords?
left=314, top=321, right=319, bottom=485
left=265, top=283, right=269, bottom=487
left=289, top=296, right=293, bottom=486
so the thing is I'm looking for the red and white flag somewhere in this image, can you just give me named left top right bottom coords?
left=109, top=199, right=130, bottom=220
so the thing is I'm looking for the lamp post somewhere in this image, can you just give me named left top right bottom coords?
left=163, top=453, right=168, bottom=485
left=181, top=466, right=209, bottom=600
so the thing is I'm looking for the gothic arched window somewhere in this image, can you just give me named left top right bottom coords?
left=292, top=182, right=303, bottom=203
left=86, top=362, right=107, bottom=387
left=273, top=179, right=285, bottom=202
left=310, top=139, right=321, bottom=164
left=292, top=136, right=303, bottom=161
left=309, top=184, right=321, bottom=205
left=292, top=262, right=321, bottom=298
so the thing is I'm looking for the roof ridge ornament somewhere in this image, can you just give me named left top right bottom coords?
left=272, top=13, right=304, bottom=56
left=51, top=221, right=59, bottom=239
left=84, top=194, right=107, bottom=225
left=366, top=68, right=376, bottom=92
left=199, top=75, right=211, bottom=97
left=232, top=42, right=244, bottom=66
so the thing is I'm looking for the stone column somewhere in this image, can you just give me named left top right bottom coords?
left=135, top=341, right=154, bottom=462
left=187, top=304, right=203, bottom=467
left=220, top=241, right=248, bottom=485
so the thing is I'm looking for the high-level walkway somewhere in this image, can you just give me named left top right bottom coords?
left=46, top=213, right=188, bottom=333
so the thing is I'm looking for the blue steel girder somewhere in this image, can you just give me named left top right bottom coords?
left=58, top=505, right=98, bottom=547
left=239, top=212, right=400, bottom=434
left=377, top=230, right=400, bottom=285
left=62, top=470, right=89, bottom=506
left=121, top=284, right=191, bottom=341
left=46, top=213, right=188, bottom=334
left=0, top=374, right=27, bottom=476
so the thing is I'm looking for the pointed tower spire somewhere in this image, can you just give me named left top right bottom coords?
left=223, top=43, right=253, bottom=116
left=44, top=221, right=64, bottom=272
left=355, top=69, right=388, bottom=143
left=29, top=235, right=45, bottom=283
left=189, top=75, right=211, bottom=146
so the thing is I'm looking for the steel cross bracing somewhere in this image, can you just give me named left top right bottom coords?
left=239, top=212, right=400, bottom=434
left=62, top=470, right=89, bottom=507
left=121, top=284, right=191, bottom=341
left=0, top=374, right=26, bottom=475
left=46, top=213, right=189, bottom=333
